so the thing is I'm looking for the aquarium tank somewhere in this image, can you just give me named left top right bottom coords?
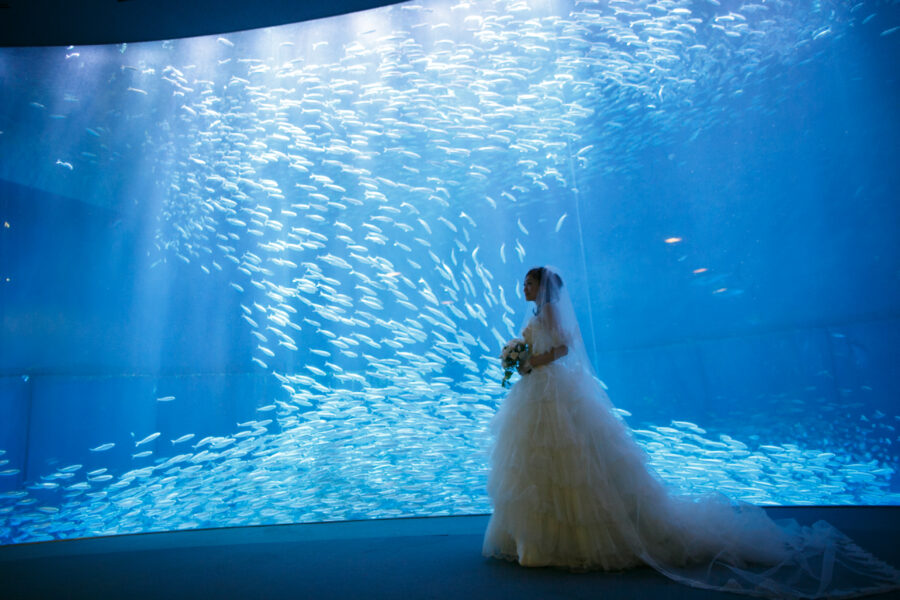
left=1, top=0, right=898, bottom=545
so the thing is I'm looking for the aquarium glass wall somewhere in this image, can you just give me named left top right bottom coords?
left=1, top=0, right=899, bottom=545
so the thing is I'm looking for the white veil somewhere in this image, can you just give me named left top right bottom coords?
left=521, top=265, right=593, bottom=376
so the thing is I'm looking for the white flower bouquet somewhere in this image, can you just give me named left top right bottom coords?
left=500, top=338, right=530, bottom=388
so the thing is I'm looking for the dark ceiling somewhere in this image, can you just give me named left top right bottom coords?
left=0, top=0, right=407, bottom=47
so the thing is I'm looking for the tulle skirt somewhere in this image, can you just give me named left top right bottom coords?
left=482, top=362, right=900, bottom=598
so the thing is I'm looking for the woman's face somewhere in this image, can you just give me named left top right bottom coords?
left=523, top=275, right=539, bottom=302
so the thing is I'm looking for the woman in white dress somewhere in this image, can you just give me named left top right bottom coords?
left=483, top=266, right=900, bottom=598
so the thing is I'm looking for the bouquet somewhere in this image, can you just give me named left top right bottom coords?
left=500, top=338, right=530, bottom=388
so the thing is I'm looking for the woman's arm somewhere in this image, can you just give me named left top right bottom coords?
left=522, top=303, right=570, bottom=372
left=521, top=345, right=568, bottom=373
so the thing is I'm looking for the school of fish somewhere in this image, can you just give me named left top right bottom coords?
left=1, top=0, right=898, bottom=544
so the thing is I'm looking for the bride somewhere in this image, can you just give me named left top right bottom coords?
left=483, top=266, right=900, bottom=598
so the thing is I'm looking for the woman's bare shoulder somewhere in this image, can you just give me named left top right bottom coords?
left=542, top=302, right=561, bottom=321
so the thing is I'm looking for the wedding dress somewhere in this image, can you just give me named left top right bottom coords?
left=483, top=266, right=900, bottom=599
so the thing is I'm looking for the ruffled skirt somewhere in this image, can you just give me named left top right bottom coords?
left=482, top=362, right=900, bottom=598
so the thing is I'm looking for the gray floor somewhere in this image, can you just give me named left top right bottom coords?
left=1, top=507, right=899, bottom=599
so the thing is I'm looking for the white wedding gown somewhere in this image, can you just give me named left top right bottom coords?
left=483, top=313, right=900, bottom=599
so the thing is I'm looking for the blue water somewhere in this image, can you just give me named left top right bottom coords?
left=1, top=0, right=899, bottom=545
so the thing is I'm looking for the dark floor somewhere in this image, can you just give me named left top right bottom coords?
left=1, top=507, right=899, bottom=600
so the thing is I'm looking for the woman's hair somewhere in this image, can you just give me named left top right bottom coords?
left=526, top=266, right=563, bottom=304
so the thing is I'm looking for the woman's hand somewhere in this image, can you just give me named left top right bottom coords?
left=517, top=357, right=534, bottom=375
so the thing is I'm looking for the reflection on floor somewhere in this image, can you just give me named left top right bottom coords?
left=1, top=507, right=898, bottom=600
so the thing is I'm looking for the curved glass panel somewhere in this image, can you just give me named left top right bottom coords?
left=1, top=0, right=899, bottom=545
